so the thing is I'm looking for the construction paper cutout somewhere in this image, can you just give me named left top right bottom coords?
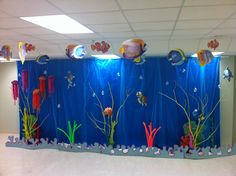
left=0, top=45, right=12, bottom=61
left=223, top=67, right=233, bottom=82
left=91, top=41, right=110, bottom=53
left=66, top=44, right=86, bottom=59
left=167, top=49, right=186, bottom=66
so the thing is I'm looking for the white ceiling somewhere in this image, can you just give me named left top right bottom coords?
left=0, top=0, right=236, bottom=58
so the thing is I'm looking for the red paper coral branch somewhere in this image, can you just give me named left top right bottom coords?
left=143, top=122, right=161, bottom=148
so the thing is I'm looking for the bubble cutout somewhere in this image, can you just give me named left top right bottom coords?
left=193, top=87, right=197, bottom=93
left=43, top=70, right=48, bottom=75
left=165, top=81, right=169, bottom=86
left=182, top=68, right=186, bottom=73
left=101, top=90, right=104, bottom=96
left=57, top=104, right=61, bottom=108
left=18, top=73, right=21, bottom=77
left=92, top=92, right=96, bottom=97
left=139, top=75, right=143, bottom=80
left=117, top=72, right=120, bottom=77
left=218, top=84, right=221, bottom=89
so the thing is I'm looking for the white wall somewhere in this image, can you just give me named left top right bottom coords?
left=0, top=62, right=19, bottom=133
left=220, top=56, right=235, bottom=146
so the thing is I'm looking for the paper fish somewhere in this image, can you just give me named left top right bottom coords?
left=64, top=71, right=75, bottom=89
left=91, top=41, right=110, bottom=53
left=0, top=45, right=12, bottom=61
left=19, top=42, right=35, bottom=64
left=208, top=39, right=219, bottom=51
left=167, top=49, right=186, bottom=66
left=119, top=39, right=147, bottom=63
left=136, top=91, right=147, bottom=106
left=103, top=107, right=112, bottom=116
left=196, top=50, right=214, bottom=66
left=223, top=67, right=233, bottom=82
left=35, top=55, right=50, bottom=64
left=66, top=44, right=86, bottom=59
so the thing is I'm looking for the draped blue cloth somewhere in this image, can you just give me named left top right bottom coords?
left=17, top=56, right=220, bottom=147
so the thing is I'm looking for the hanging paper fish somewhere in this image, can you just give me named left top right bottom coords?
left=196, top=50, right=214, bottom=66
left=136, top=91, right=147, bottom=106
left=0, top=45, right=12, bottom=61
left=48, top=76, right=55, bottom=96
left=119, top=38, right=147, bottom=64
left=35, top=55, right=50, bottom=64
left=167, top=49, right=186, bottom=66
left=11, top=80, right=18, bottom=105
left=64, top=71, right=76, bottom=89
left=91, top=41, right=110, bottom=53
left=208, top=39, right=219, bottom=51
left=66, top=44, right=86, bottom=59
left=18, top=42, right=36, bottom=64
left=223, top=67, right=233, bottom=82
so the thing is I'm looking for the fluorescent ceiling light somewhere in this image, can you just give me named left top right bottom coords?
left=20, top=15, right=93, bottom=34
left=92, top=54, right=120, bottom=59
left=191, top=52, right=224, bottom=57
left=0, top=57, right=21, bottom=62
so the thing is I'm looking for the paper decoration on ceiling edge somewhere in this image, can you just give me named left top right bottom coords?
left=66, top=44, right=86, bottom=59
left=167, top=49, right=186, bottom=66
left=196, top=49, right=214, bottom=66
left=91, top=41, right=110, bottom=53
left=136, top=91, right=147, bottom=106
left=119, top=38, right=147, bottom=64
left=0, top=45, right=12, bottom=61
left=223, top=67, right=233, bottom=82
left=35, top=55, right=50, bottom=64
left=208, top=39, right=219, bottom=51
left=18, top=42, right=35, bottom=64
left=11, top=80, right=18, bottom=105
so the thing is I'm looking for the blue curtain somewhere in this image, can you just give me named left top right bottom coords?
left=17, top=56, right=220, bottom=147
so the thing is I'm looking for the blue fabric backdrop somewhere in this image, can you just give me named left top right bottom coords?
left=17, top=56, right=220, bottom=147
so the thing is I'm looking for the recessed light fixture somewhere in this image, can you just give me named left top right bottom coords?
left=20, top=15, right=93, bottom=34
left=92, top=54, right=120, bottom=59
left=191, top=52, right=224, bottom=57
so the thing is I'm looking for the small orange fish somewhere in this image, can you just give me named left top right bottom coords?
left=91, top=41, right=110, bottom=53
left=208, top=39, right=219, bottom=51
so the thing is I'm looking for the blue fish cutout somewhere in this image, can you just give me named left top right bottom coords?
left=35, top=55, right=49, bottom=64
left=223, top=67, right=233, bottom=82
left=167, top=49, right=186, bottom=66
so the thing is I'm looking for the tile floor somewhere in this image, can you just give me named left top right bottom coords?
left=0, top=134, right=236, bottom=176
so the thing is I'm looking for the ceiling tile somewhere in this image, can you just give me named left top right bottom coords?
left=100, top=32, right=136, bottom=38
left=0, top=0, right=61, bottom=17
left=218, top=19, right=236, bottom=28
left=227, top=38, right=236, bottom=52
left=124, top=8, right=179, bottom=22
left=173, top=29, right=211, bottom=36
left=35, top=34, right=69, bottom=40
left=231, top=13, right=236, bottom=18
left=176, top=20, right=222, bottom=29
left=179, top=6, right=236, bottom=20
left=0, top=29, right=17, bottom=37
left=131, top=21, right=175, bottom=31
left=48, top=0, right=119, bottom=13
left=10, top=27, right=56, bottom=35
left=117, top=0, right=182, bottom=9
left=67, top=33, right=102, bottom=40
left=0, top=18, right=36, bottom=28
left=0, top=10, right=10, bottom=18
left=169, top=39, right=199, bottom=52
left=8, top=35, right=43, bottom=42
left=144, top=40, right=169, bottom=55
left=86, top=24, right=131, bottom=33
left=184, top=0, right=236, bottom=6
left=70, top=11, right=126, bottom=25
left=208, top=28, right=236, bottom=37
left=136, top=30, right=171, bottom=37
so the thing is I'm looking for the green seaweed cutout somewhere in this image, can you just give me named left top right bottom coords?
left=57, top=120, right=82, bottom=145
